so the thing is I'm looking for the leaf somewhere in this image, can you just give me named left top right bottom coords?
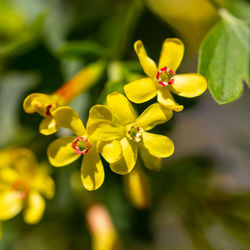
left=57, top=41, right=109, bottom=59
left=198, top=10, right=249, bottom=104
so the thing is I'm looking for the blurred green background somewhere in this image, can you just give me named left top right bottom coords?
left=1, top=0, right=250, bottom=249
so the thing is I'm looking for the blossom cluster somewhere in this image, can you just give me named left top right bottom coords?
left=0, top=148, right=54, bottom=237
left=23, top=38, right=207, bottom=191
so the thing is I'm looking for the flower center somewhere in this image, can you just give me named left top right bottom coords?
left=45, top=104, right=52, bottom=116
left=12, top=180, right=29, bottom=200
left=156, top=66, right=176, bottom=87
left=72, top=137, right=91, bottom=155
left=126, top=124, right=143, bottom=142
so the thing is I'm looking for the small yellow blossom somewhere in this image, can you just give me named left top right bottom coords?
left=88, top=92, right=174, bottom=174
left=23, top=61, right=105, bottom=135
left=124, top=38, right=207, bottom=111
left=47, top=106, right=122, bottom=191
left=124, top=161, right=151, bottom=209
left=0, top=148, right=54, bottom=236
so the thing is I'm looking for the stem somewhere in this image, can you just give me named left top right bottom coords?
left=112, top=0, right=144, bottom=60
left=207, top=0, right=221, bottom=10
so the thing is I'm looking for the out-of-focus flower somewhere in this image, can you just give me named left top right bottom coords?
left=88, top=92, right=174, bottom=174
left=124, top=39, right=207, bottom=111
left=145, top=0, right=217, bottom=52
left=124, top=161, right=151, bottom=209
left=0, top=148, right=55, bottom=237
left=23, top=61, right=105, bottom=135
left=86, top=204, right=123, bottom=250
left=47, top=106, right=121, bottom=191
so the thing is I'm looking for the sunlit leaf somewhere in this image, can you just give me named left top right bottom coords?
left=199, top=10, right=249, bottom=104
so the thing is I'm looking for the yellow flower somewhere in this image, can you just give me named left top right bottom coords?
left=23, top=61, right=105, bottom=135
left=124, top=161, right=151, bottom=209
left=0, top=148, right=54, bottom=230
left=47, top=106, right=121, bottom=191
left=88, top=92, right=174, bottom=174
left=124, top=38, right=207, bottom=111
left=23, top=93, right=64, bottom=135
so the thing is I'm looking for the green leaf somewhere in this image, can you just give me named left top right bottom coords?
left=57, top=41, right=109, bottom=59
left=198, top=10, right=249, bottom=104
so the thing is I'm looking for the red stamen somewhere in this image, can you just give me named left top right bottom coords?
left=156, top=67, right=176, bottom=87
left=12, top=180, right=29, bottom=200
left=45, top=104, right=52, bottom=116
left=72, top=137, right=91, bottom=155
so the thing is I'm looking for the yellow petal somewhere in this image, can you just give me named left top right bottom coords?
left=39, top=117, right=57, bottom=135
left=87, top=105, right=113, bottom=129
left=53, top=106, right=85, bottom=136
left=124, top=163, right=151, bottom=209
left=157, top=88, right=184, bottom=112
left=107, top=92, right=137, bottom=125
left=0, top=190, right=23, bottom=220
left=139, top=145, right=162, bottom=171
left=23, top=93, right=56, bottom=116
left=47, top=136, right=81, bottom=167
left=170, top=73, right=207, bottom=97
left=0, top=167, right=19, bottom=184
left=98, top=140, right=122, bottom=163
left=81, top=149, right=104, bottom=191
left=87, top=120, right=124, bottom=141
left=110, top=137, right=137, bottom=175
left=124, top=78, right=157, bottom=103
left=158, top=38, right=184, bottom=71
left=134, top=40, right=158, bottom=78
left=136, top=103, right=173, bottom=131
left=142, top=132, right=174, bottom=158
left=23, top=191, right=45, bottom=224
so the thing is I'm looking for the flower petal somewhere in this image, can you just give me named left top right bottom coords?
left=87, top=104, right=113, bottom=129
left=158, top=38, right=184, bottom=71
left=110, top=137, right=137, bottom=175
left=23, top=93, right=56, bottom=116
left=98, top=140, right=122, bottom=163
left=23, top=191, right=45, bottom=224
left=0, top=190, right=23, bottom=220
left=53, top=106, right=85, bottom=136
left=124, top=163, right=151, bottom=209
left=39, top=117, right=57, bottom=135
left=136, top=103, right=173, bottom=131
left=142, top=132, right=174, bottom=158
left=107, top=92, right=137, bottom=125
left=139, top=145, right=162, bottom=171
left=171, top=73, right=207, bottom=98
left=87, top=120, right=124, bottom=141
left=81, top=149, right=104, bottom=191
left=47, top=136, right=81, bottom=167
left=157, top=88, right=184, bottom=112
left=134, top=40, right=158, bottom=78
left=124, top=78, right=157, bottom=103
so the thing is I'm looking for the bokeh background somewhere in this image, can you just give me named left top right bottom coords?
left=1, top=0, right=250, bottom=249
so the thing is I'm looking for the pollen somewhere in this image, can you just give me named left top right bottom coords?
left=126, top=124, right=143, bottom=142
left=72, top=137, right=91, bottom=155
left=156, top=66, right=176, bottom=87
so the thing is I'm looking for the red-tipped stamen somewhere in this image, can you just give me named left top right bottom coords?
left=156, top=67, right=176, bottom=87
left=45, top=104, right=52, bottom=116
left=12, top=180, right=29, bottom=200
left=72, top=137, right=91, bottom=155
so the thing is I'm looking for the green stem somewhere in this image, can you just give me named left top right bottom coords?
left=112, top=0, right=144, bottom=60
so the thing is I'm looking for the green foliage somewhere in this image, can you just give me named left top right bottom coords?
left=199, top=9, right=249, bottom=104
